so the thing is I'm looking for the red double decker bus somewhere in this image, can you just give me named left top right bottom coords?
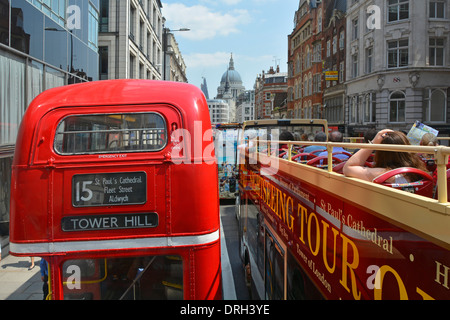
left=238, top=119, right=450, bottom=300
left=9, top=80, right=222, bottom=300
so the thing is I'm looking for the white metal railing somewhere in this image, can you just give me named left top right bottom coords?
left=251, top=139, right=450, bottom=204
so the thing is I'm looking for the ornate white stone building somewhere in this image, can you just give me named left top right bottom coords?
left=345, top=0, right=450, bottom=137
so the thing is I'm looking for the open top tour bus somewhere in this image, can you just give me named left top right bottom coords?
left=237, top=119, right=449, bottom=300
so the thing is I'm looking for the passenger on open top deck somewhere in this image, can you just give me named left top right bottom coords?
left=318, top=131, right=351, bottom=161
left=419, top=133, right=439, bottom=160
left=343, top=129, right=428, bottom=183
left=278, top=131, right=296, bottom=158
left=303, top=131, right=327, bottom=154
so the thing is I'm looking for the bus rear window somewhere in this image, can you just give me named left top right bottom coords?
left=62, top=255, right=183, bottom=300
left=54, top=113, right=167, bottom=155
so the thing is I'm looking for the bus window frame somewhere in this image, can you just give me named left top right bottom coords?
left=60, top=254, right=185, bottom=300
left=53, top=111, right=168, bottom=156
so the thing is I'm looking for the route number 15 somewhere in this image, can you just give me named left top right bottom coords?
left=75, top=181, right=93, bottom=202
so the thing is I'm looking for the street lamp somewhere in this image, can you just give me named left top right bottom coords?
left=163, top=27, right=190, bottom=81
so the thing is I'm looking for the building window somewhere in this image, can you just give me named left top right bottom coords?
left=388, top=39, right=409, bottom=68
left=88, top=3, right=99, bottom=51
left=313, top=74, right=322, bottom=93
left=305, top=101, right=312, bottom=119
left=352, top=53, right=359, bottom=78
left=333, top=36, right=337, bottom=54
left=429, top=38, right=445, bottom=66
left=350, top=96, right=359, bottom=124
left=317, top=8, right=322, bottom=33
left=100, top=0, right=109, bottom=32
left=99, top=46, right=108, bottom=80
left=295, top=54, right=301, bottom=74
left=339, top=29, right=345, bottom=50
left=308, top=73, right=312, bottom=97
left=363, top=93, right=376, bottom=123
left=352, top=18, right=358, bottom=40
left=324, top=96, right=343, bottom=124
left=388, top=0, right=409, bottom=22
left=389, top=91, right=406, bottom=123
left=304, top=75, right=308, bottom=96
left=313, top=43, right=321, bottom=62
left=339, top=61, right=345, bottom=83
left=0, top=51, right=26, bottom=145
left=424, top=88, right=447, bottom=122
left=28, top=0, right=66, bottom=27
left=130, top=4, right=136, bottom=40
left=430, top=0, right=445, bottom=18
left=130, top=54, right=136, bottom=79
left=305, top=46, right=311, bottom=69
left=366, top=47, right=373, bottom=73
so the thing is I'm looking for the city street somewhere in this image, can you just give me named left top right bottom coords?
left=0, top=254, right=43, bottom=300
left=0, top=203, right=248, bottom=300
left=220, top=201, right=249, bottom=300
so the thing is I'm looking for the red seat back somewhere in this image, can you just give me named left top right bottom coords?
left=307, top=156, right=342, bottom=168
left=333, top=162, right=346, bottom=174
left=333, top=151, right=353, bottom=158
left=292, top=153, right=317, bottom=162
left=373, top=167, right=434, bottom=198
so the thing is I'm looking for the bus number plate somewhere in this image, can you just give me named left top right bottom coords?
left=72, top=172, right=147, bottom=207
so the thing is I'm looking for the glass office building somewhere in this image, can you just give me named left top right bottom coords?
left=0, top=0, right=99, bottom=240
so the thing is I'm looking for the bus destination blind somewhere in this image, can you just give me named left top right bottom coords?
left=62, top=213, right=158, bottom=232
left=72, top=172, right=147, bottom=207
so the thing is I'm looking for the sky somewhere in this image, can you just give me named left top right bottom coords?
left=161, top=0, right=299, bottom=97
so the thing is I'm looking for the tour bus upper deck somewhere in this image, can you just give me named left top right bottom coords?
left=238, top=119, right=450, bottom=300
left=10, top=80, right=221, bottom=300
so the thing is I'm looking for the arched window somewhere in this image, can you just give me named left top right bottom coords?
left=363, top=92, right=376, bottom=123
left=304, top=75, right=308, bottom=96
left=296, top=54, right=301, bottom=74
left=308, top=101, right=312, bottom=119
left=424, top=88, right=447, bottom=122
left=298, top=79, right=302, bottom=99
left=305, top=46, right=311, bottom=69
left=350, top=96, right=358, bottom=123
left=288, top=87, right=294, bottom=102
left=318, top=8, right=323, bottom=33
left=389, top=91, right=406, bottom=123
left=308, top=73, right=312, bottom=97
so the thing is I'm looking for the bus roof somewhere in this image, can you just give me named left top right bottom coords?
left=14, top=80, right=211, bottom=165
left=27, top=80, right=206, bottom=116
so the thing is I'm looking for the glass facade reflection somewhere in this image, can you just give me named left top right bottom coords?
left=7, top=0, right=99, bottom=81
left=0, top=0, right=10, bottom=45
left=0, top=0, right=99, bottom=238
